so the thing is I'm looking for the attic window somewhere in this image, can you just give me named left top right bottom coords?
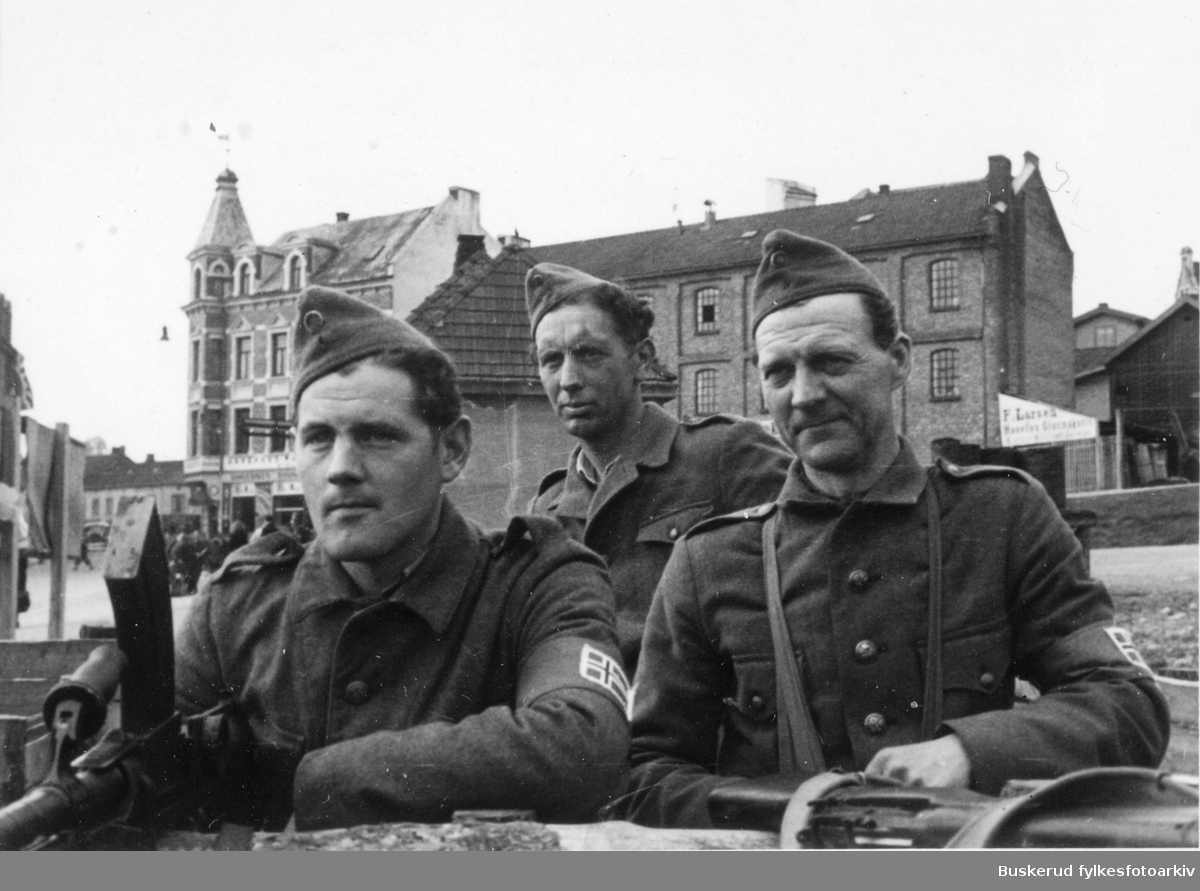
left=740, top=230, right=759, bottom=239
left=855, top=214, right=876, bottom=224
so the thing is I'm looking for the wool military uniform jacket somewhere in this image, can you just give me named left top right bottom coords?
left=620, top=441, right=1170, bottom=828
left=531, top=402, right=792, bottom=671
left=175, top=497, right=631, bottom=831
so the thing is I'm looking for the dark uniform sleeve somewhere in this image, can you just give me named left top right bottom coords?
left=292, top=535, right=630, bottom=829
left=617, top=536, right=745, bottom=828
left=174, top=574, right=225, bottom=715
left=941, top=480, right=1170, bottom=794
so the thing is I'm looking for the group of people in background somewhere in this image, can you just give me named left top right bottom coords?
left=165, top=514, right=313, bottom=596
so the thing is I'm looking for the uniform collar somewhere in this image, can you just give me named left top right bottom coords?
left=556, top=402, right=679, bottom=520
left=778, top=437, right=927, bottom=506
left=290, top=496, right=479, bottom=635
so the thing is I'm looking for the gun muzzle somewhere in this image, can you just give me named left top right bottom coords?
left=42, top=644, right=128, bottom=741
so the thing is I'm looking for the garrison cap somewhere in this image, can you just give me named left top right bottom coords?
left=751, top=230, right=890, bottom=334
left=525, top=263, right=629, bottom=336
left=291, top=285, right=441, bottom=409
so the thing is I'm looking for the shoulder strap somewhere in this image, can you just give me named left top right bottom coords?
left=921, top=470, right=944, bottom=740
left=762, top=512, right=826, bottom=774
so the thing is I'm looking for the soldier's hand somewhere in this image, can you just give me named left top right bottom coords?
left=863, top=734, right=971, bottom=788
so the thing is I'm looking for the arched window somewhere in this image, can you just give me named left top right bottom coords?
left=930, top=259, right=961, bottom=311
left=237, top=261, right=252, bottom=296
left=695, top=288, right=719, bottom=333
left=930, top=348, right=960, bottom=400
left=193, top=267, right=202, bottom=302
left=695, top=368, right=718, bottom=415
left=288, top=255, right=303, bottom=291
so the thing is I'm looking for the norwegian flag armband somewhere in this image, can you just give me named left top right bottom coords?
left=516, top=637, right=632, bottom=720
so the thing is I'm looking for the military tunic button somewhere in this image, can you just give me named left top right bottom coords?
left=854, top=640, right=878, bottom=663
left=668, top=527, right=679, bottom=540
left=848, top=570, right=869, bottom=590
left=344, top=680, right=370, bottom=705
left=980, top=672, right=996, bottom=688
left=749, top=694, right=765, bottom=711
left=863, top=713, right=887, bottom=736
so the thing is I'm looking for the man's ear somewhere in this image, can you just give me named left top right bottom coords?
left=632, top=338, right=657, bottom=381
left=437, top=416, right=472, bottom=484
left=888, top=333, right=913, bottom=390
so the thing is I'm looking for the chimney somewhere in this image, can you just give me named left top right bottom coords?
left=499, top=232, right=530, bottom=250
left=879, top=184, right=890, bottom=196
left=146, top=454, right=154, bottom=464
left=1013, top=152, right=1039, bottom=195
left=987, top=155, right=1013, bottom=204
left=766, top=178, right=817, bottom=210
left=701, top=200, right=716, bottom=230
left=454, top=234, right=487, bottom=269
left=1099, top=302, right=1108, bottom=309
left=335, top=212, right=349, bottom=223
left=113, top=446, right=126, bottom=458
left=676, top=220, right=684, bottom=235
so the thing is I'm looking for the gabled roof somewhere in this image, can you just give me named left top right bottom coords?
left=256, top=207, right=433, bottom=292
left=1104, top=295, right=1200, bottom=366
left=409, top=246, right=677, bottom=400
left=409, top=245, right=538, bottom=387
left=1073, top=304, right=1148, bottom=328
left=85, top=453, right=186, bottom=491
left=529, top=178, right=994, bottom=281
left=193, top=170, right=254, bottom=252
left=1075, top=345, right=1121, bottom=377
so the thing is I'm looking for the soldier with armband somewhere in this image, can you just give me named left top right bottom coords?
left=617, top=231, right=1170, bottom=828
left=175, top=286, right=630, bottom=831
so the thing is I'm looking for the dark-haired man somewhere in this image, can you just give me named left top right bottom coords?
left=176, top=286, right=630, bottom=831
left=620, top=231, right=1169, bottom=827
left=526, top=263, right=792, bottom=673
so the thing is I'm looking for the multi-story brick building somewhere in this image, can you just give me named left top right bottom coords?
left=183, top=169, right=497, bottom=532
left=531, top=152, right=1075, bottom=462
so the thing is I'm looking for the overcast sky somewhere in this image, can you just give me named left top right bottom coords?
left=1, top=0, right=1195, bottom=462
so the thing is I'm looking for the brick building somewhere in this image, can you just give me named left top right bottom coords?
left=183, top=169, right=497, bottom=532
left=531, top=152, right=1075, bottom=462
left=84, top=447, right=201, bottom=534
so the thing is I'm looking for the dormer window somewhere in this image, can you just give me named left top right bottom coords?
left=206, top=261, right=230, bottom=299
left=288, top=255, right=304, bottom=291
left=237, top=261, right=253, bottom=297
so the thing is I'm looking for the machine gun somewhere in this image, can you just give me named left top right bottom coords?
left=709, top=767, right=1199, bottom=849
left=0, top=498, right=255, bottom=851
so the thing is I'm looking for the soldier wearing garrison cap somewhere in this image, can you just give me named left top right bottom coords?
left=617, top=231, right=1169, bottom=828
left=176, top=285, right=630, bottom=831
left=526, top=262, right=791, bottom=674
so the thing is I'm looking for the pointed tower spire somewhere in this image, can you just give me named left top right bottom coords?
left=194, top=169, right=254, bottom=251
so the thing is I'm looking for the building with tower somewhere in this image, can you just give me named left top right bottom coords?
left=183, top=169, right=496, bottom=533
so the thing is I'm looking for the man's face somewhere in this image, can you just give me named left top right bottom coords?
left=534, top=300, right=649, bottom=445
left=295, top=361, right=469, bottom=578
left=756, top=293, right=910, bottom=489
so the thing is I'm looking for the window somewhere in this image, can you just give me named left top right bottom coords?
left=930, top=349, right=960, bottom=400
left=695, top=369, right=718, bottom=415
left=191, top=340, right=201, bottom=383
left=189, top=410, right=200, bottom=457
left=271, top=332, right=288, bottom=377
left=105, top=497, right=113, bottom=518
left=206, top=262, right=229, bottom=298
left=171, top=494, right=185, bottom=514
left=1094, top=325, right=1117, bottom=347
left=234, top=408, right=251, bottom=454
left=91, top=498, right=100, bottom=519
left=193, top=268, right=202, bottom=302
left=269, top=404, right=290, bottom=453
left=288, top=255, right=303, bottom=291
left=202, top=409, right=223, bottom=456
left=234, top=336, right=252, bottom=380
left=930, top=259, right=961, bottom=311
left=237, top=261, right=252, bottom=296
left=695, top=288, right=719, bottom=334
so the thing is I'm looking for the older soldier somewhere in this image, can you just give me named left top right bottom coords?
left=176, top=286, right=630, bottom=831
left=620, top=231, right=1170, bottom=828
left=527, top=263, right=791, bottom=672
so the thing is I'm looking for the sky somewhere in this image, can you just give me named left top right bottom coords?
left=0, top=0, right=1196, bottom=462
